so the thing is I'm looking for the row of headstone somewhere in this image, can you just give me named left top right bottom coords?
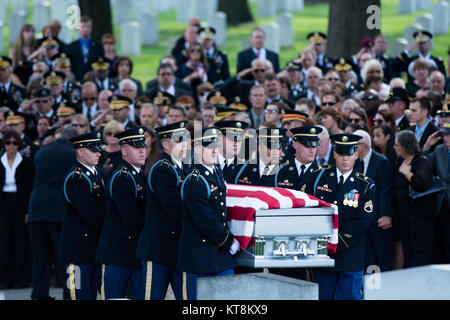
left=258, top=0, right=304, bottom=18
left=431, top=1, right=449, bottom=34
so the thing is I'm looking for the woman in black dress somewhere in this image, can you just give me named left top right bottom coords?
left=393, top=130, right=438, bottom=268
left=0, top=131, right=34, bottom=288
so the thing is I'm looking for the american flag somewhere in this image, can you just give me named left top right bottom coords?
left=226, top=184, right=339, bottom=254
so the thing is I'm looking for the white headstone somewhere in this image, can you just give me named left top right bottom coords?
left=132, top=0, right=151, bottom=21
left=388, top=38, right=408, bottom=57
left=276, top=0, right=289, bottom=12
left=197, top=0, right=217, bottom=21
left=0, top=20, right=4, bottom=54
left=120, top=21, right=141, bottom=56
left=59, top=25, right=74, bottom=44
left=364, top=265, right=450, bottom=300
left=415, top=0, right=431, bottom=10
left=415, top=14, right=433, bottom=34
left=404, top=23, right=423, bottom=45
left=431, top=1, right=449, bottom=35
left=241, top=38, right=251, bottom=51
left=152, top=0, right=174, bottom=13
left=140, top=13, right=159, bottom=46
left=0, top=0, right=8, bottom=22
left=208, top=11, right=227, bottom=47
left=258, top=0, right=276, bottom=18
left=261, top=22, right=279, bottom=54
left=176, top=0, right=197, bottom=23
left=167, top=36, right=179, bottom=54
left=9, top=11, right=27, bottom=45
left=113, top=0, right=132, bottom=25
left=33, top=2, right=51, bottom=32
left=288, top=0, right=303, bottom=11
left=12, top=0, right=28, bottom=14
left=276, top=12, right=293, bottom=48
left=398, top=0, right=416, bottom=14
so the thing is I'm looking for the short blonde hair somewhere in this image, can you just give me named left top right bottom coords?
left=103, top=120, right=124, bottom=135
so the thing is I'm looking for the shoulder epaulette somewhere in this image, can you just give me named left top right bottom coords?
left=355, top=172, right=374, bottom=185
left=281, top=160, right=290, bottom=167
left=118, top=165, right=129, bottom=176
left=315, top=164, right=333, bottom=172
left=190, top=168, right=201, bottom=181
left=71, top=167, right=83, bottom=179
left=161, top=158, right=171, bottom=168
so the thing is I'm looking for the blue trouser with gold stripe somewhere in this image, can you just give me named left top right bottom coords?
left=314, top=269, right=363, bottom=300
left=182, top=269, right=234, bottom=300
left=65, top=264, right=100, bottom=300
left=141, top=260, right=183, bottom=300
left=100, top=264, right=143, bottom=300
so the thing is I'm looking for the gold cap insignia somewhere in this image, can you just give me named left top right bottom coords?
left=342, top=135, right=348, bottom=142
left=138, top=128, right=144, bottom=135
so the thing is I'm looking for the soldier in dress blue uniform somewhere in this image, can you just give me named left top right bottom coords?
left=313, top=134, right=376, bottom=300
left=334, top=58, right=361, bottom=97
left=96, top=127, right=147, bottom=300
left=306, top=32, right=335, bottom=74
left=199, top=27, right=230, bottom=86
left=214, top=120, right=249, bottom=183
left=234, top=127, right=286, bottom=186
left=108, top=94, right=136, bottom=131
left=275, top=126, right=325, bottom=195
left=178, top=127, right=240, bottom=300
left=0, top=56, right=25, bottom=109
left=52, top=53, right=82, bottom=103
left=136, top=121, right=189, bottom=300
left=280, top=110, right=308, bottom=163
left=90, top=57, right=118, bottom=93
left=60, top=131, right=105, bottom=300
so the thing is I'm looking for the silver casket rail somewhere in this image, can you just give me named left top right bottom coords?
left=234, top=207, right=335, bottom=268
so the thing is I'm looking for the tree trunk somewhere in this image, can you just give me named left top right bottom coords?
left=218, top=0, right=254, bottom=26
left=78, top=0, right=113, bottom=42
left=326, top=0, right=381, bottom=58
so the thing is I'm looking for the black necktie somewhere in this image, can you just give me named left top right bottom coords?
left=263, top=165, right=270, bottom=176
left=337, top=175, right=344, bottom=195
left=299, top=164, right=306, bottom=179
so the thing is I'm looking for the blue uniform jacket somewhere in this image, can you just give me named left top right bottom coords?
left=314, top=167, right=376, bottom=272
left=137, top=153, right=185, bottom=267
left=96, top=161, right=146, bottom=268
left=177, top=164, right=235, bottom=274
left=59, top=162, right=105, bottom=264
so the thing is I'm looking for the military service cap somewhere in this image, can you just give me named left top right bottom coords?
left=413, top=30, right=433, bottom=43
left=70, top=131, right=103, bottom=152
left=307, top=32, right=326, bottom=44
left=44, top=71, right=65, bottom=85
left=290, top=126, right=323, bottom=147
left=33, top=87, right=52, bottom=98
left=198, top=27, right=216, bottom=39
left=286, top=61, right=302, bottom=71
left=108, top=94, right=132, bottom=110
left=437, top=95, right=450, bottom=117
left=40, top=37, right=58, bottom=48
left=281, top=110, right=308, bottom=123
left=214, top=120, right=249, bottom=142
left=192, top=127, right=221, bottom=148
left=229, top=96, right=249, bottom=112
left=56, top=100, right=77, bottom=117
left=91, top=57, right=111, bottom=71
left=0, top=56, right=12, bottom=70
left=214, top=105, right=239, bottom=121
left=439, top=122, right=450, bottom=135
left=208, top=91, right=227, bottom=106
left=330, top=133, right=362, bottom=155
left=334, top=57, right=353, bottom=72
left=115, top=126, right=147, bottom=148
left=257, top=127, right=286, bottom=149
left=384, top=87, right=410, bottom=105
left=52, top=53, right=71, bottom=67
left=154, top=120, right=188, bottom=141
left=5, top=110, right=25, bottom=126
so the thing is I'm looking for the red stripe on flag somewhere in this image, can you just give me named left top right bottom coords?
left=226, top=189, right=281, bottom=209
left=275, top=188, right=306, bottom=207
left=226, top=207, right=256, bottom=222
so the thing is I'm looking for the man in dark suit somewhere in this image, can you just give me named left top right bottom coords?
left=66, top=16, right=104, bottom=81
left=60, top=131, right=105, bottom=300
left=96, top=127, right=147, bottom=300
left=178, top=127, right=239, bottom=300
left=306, top=32, right=334, bottom=74
left=385, top=87, right=411, bottom=132
left=408, top=96, right=439, bottom=149
left=313, top=134, right=376, bottom=300
left=145, top=56, right=192, bottom=95
left=392, top=30, right=446, bottom=83
left=427, top=123, right=450, bottom=263
left=171, top=24, right=200, bottom=66
left=237, top=28, right=279, bottom=74
left=145, top=63, right=192, bottom=101
left=354, top=130, right=393, bottom=272
left=28, top=126, right=78, bottom=300
left=373, top=34, right=398, bottom=82
left=137, top=121, right=188, bottom=300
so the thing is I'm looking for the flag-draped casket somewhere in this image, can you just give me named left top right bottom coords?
left=226, top=184, right=338, bottom=268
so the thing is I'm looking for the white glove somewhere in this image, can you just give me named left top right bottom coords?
left=229, top=238, right=240, bottom=255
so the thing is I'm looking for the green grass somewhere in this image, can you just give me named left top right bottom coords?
left=1, top=0, right=449, bottom=84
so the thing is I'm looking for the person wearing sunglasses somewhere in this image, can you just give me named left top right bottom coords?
left=98, top=120, right=124, bottom=179
left=198, top=27, right=230, bottom=84
left=71, top=114, right=90, bottom=134
left=0, top=130, right=34, bottom=289
left=33, top=88, right=58, bottom=126
left=320, top=90, right=339, bottom=110
left=176, top=42, right=209, bottom=87
left=81, top=81, right=99, bottom=125
left=348, top=107, right=369, bottom=127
